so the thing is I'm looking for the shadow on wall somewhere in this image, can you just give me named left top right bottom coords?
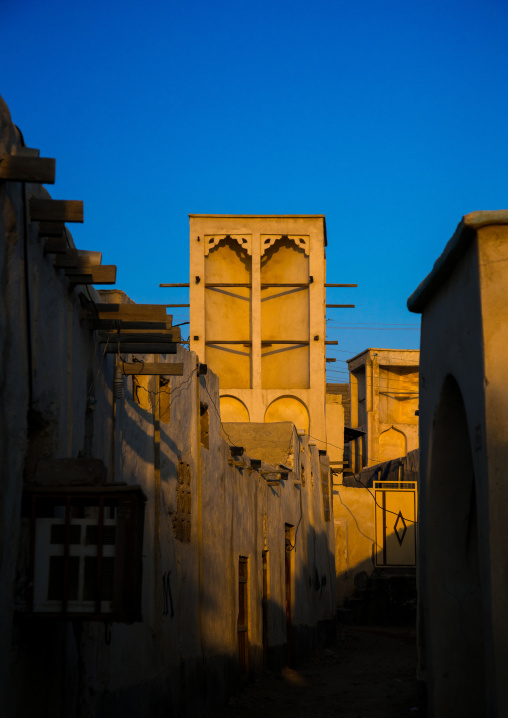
left=333, top=480, right=417, bottom=618
left=99, top=529, right=336, bottom=718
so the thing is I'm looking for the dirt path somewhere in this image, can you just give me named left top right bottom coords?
left=212, top=626, right=420, bottom=718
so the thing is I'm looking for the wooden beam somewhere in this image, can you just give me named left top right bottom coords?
left=54, top=250, right=78, bottom=268
left=159, top=283, right=190, bottom=287
left=326, top=358, right=336, bottom=363
left=99, top=332, right=180, bottom=344
left=325, top=340, right=338, bottom=345
left=260, top=283, right=308, bottom=288
left=120, top=362, right=183, bottom=376
left=205, top=340, right=309, bottom=345
left=165, top=304, right=190, bottom=307
left=44, top=236, right=67, bottom=254
left=38, top=221, right=66, bottom=236
left=98, top=322, right=175, bottom=334
left=326, top=304, right=355, bottom=308
left=13, top=147, right=40, bottom=158
left=29, top=198, right=83, bottom=223
left=62, top=250, right=102, bottom=271
left=91, top=319, right=168, bottom=330
left=93, top=304, right=168, bottom=323
left=325, top=284, right=358, bottom=287
left=67, top=266, right=117, bottom=285
left=0, top=156, right=55, bottom=183
left=104, top=343, right=177, bottom=354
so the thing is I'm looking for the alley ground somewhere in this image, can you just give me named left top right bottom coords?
left=210, top=625, right=420, bottom=718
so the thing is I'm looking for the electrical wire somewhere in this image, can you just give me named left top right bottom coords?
left=307, top=432, right=417, bottom=524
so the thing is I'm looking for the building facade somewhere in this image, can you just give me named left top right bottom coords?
left=0, top=96, right=336, bottom=717
left=347, top=348, right=419, bottom=472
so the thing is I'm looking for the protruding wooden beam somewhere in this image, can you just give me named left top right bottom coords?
left=325, top=284, right=358, bottom=287
left=104, top=342, right=177, bottom=354
left=326, top=304, right=355, bottom=308
left=91, top=320, right=166, bottom=330
left=29, top=198, right=83, bottom=223
left=13, top=147, right=40, bottom=158
left=0, top=156, right=55, bottom=183
left=38, top=221, right=65, bottom=237
left=44, top=237, right=67, bottom=254
left=54, top=249, right=78, bottom=268
left=325, top=341, right=338, bottom=345
left=60, top=249, right=102, bottom=275
left=67, top=266, right=117, bottom=285
left=92, top=304, right=168, bottom=323
left=205, top=340, right=310, bottom=345
left=159, top=283, right=190, bottom=287
left=99, top=331, right=180, bottom=344
left=120, top=362, right=183, bottom=376
left=326, top=358, right=336, bottom=363
left=62, top=250, right=102, bottom=271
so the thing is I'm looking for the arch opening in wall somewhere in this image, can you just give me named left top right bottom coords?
left=219, top=395, right=250, bottom=423
left=264, top=396, right=309, bottom=434
left=260, top=236, right=310, bottom=390
left=205, top=236, right=252, bottom=389
left=425, top=374, right=485, bottom=716
left=378, top=426, right=406, bottom=463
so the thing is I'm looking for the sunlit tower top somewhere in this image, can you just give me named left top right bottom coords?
left=186, top=214, right=345, bottom=450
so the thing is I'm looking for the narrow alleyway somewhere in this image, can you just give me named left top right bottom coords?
left=211, top=626, right=419, bottom=718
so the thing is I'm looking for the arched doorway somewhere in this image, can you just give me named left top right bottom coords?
left=426, top=374, right=485, bottom=716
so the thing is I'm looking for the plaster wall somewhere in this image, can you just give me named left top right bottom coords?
left=325, top=392, right=344, bottom=469
left=0, top=99, right=336, bottom=717
left=408, top=213, right=508, bottom=718
left=333, top=486, right=375, bottom=606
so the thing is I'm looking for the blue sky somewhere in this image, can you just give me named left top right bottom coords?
left=3, top=0, right=507, bottom=380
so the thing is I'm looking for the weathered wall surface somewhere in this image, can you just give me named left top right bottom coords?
left=0, top=98, right=336, bottom=717
left=333, top=449, right=419, bottom=606
left=347, top=349, right=419, bottom=472
left=408, top=212, right=508, bottom=718
left=333, top=485, right=375, bottom=606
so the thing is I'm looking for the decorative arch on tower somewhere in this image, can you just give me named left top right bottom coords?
left=264, top=395, right=310, bottom=434
left=204, top=234, right=252, bottom=257
left=219, top=395, right=250, bottom=423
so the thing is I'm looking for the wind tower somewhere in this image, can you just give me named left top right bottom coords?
left=178, top=214, right=354, bottom=454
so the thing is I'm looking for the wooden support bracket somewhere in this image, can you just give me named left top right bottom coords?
left=30, top=198, right=83, bottom=223
left=326, top=304, right=355, bottom=308
left=0, top=156, right=55, bottom=183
